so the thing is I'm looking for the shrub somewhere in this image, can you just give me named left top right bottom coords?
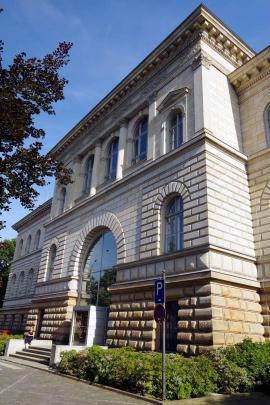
left=209, top=348, right=253, bottom=393
left=223, top=339, right=270, bottom=391
left=59, top=347, right=218, bottom=400
left=0, top=333, right=23, bottom=356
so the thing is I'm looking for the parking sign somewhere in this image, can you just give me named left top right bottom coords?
left=155, top=279, right=164, bottom=304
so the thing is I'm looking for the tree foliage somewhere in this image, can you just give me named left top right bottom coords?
left=0, top=239, right=16, bottom=306
left=0, top=23, right=73, bottom=229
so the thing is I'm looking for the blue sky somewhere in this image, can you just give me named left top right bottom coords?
left=1, top=0, right=270, bottom=240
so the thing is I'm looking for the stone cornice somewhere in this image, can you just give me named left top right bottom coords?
left=229, top=46, right=270, bottom=94
left=12, top=198, right=52, bottom=232
left=50, top=4, right=254, bottom=158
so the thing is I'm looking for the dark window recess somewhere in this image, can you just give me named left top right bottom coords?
left=165, top=301, right=179, bottom=352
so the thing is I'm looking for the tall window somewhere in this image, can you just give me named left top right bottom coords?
left=17, top=271, right=25, bottom=296
left=266, top=105, right=270, bottom=145
left=169, top=111, right=183, bottom=150
left=83, top=155, right=94, bottom=195
left=47, top=244, right=57, bottom=280
left=106, top=138, right=119, bottom=181
left=26, top=268, right=34, bottom=295
left=25, top=235, right=32, bottom=254
left=78, top=231, right=117, bottom=307
left=58, top=187, right=66, bottom=215
left=11, top=274, right=16, bottom=296
left=134, top=117, right=148, bottom=163
left=34, top=229, right=41, bottom=250
left=18, top=239, right=23, bottom=257
left=165, top=196, right=184, bottom=253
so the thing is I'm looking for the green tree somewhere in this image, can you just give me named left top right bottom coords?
left=0, top=239, right=16, bottom=306
left=0, top=15, right=73, bottom=229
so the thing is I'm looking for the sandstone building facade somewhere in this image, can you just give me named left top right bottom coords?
left=1, top=5, right=270, bottom=354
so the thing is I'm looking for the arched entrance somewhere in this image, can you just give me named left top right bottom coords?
left=71, top=230, right=117, bottom=346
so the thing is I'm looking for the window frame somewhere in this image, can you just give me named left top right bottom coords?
left=58, top=187, right=66, bottom=215
left=265, top=103, right=270, bottom=146
left=133, top=117, right=148, bottom=164
left=83, top=155, right=94, bottom=195
left=25, top=235, right=32, bottom=254
left=106, top=137, right=119, bottom=181
left=164, top=195, right=184, bottom=254
left=47, top=244, right=57, bottom=280
left=169, top=111, right=183, bottom=151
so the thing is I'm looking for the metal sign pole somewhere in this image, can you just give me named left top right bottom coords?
left=162, top=269, right=166, bottom=402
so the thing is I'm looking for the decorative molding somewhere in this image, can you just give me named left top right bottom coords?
left=12, top=199, right=52, bottom=232
left=154, top=181, right=191, bottom=211
left=192, top=52, right=212, bottom=70
left=157, top=87, right=189, bottom=112
left=68, top=212, right=126, bottom=280
left=49, top=5, right=254, bottom=158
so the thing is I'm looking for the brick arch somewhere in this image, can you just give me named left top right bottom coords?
left=260, top=182, right=270, bottom=210
left=69, top=212, right=126, bottom=277
left=154, top=181, right=191, bottom=210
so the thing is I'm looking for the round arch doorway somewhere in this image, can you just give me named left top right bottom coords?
left=71, top=230, right=117, bottom=346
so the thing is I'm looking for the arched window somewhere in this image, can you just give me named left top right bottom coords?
left=25, top=235, right=32, bottom=254
left=106, top=138, right=119, bottom=181
left=11, top=274, right=16, bottom=296
left=58, top=187, right=66, bottom=215
left=265, top=104, right=270, bottom=145
left=83, top=155, right=94, bottom=195
left=26, top=268, right=34, bottom=295
left=78, top=230, right=117, bottom=307
left=18, top=239, right=23, bottom=257
left=17, top=271, right=25, bottom=297
left=169, top=111, right=183, bottom=150
left=34, top=229, right=41, bottom=250
left=134, top=117, right=148, bottom=163
left=165, top=196, right=184, bottom=253
left=47, top=244, right=57, bottom=280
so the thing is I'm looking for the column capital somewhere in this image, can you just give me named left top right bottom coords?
left=118, top=118, right=129, bottom=128
left=148, top=90, right=158, bottom=104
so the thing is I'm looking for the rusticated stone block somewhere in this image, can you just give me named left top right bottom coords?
left=143, top=310, right=154, bottom=320
left=118, top=339, right=127, bottom=347
left=189, top=345, right=197, bottom=355
left=109, top=312, right=118, bottom=319
left=178, top=309, right=193, bottom=319
left=178, top=298, right=190, bottom=307
left=177, top=344, right=189, bottom=353
left=118, top=311, right=128, bottom=319
left=128, top=311, right=133, bottom=319
left=144, top=341, right=155, bottom=351
left=226, top=298, right=240, bottom=309
left=126, top=330, right=132, bottom=338
left=198, top=320, right=212, bottom=331
left=133, top=311, right=143, bottom=319
left=230, top=310, right=245, bottom=321
left=121, top=303, right=131, bottom=310
left=211, top=296, right=226, bottom=307
left=145, top=320, right=155, bottom=329
left=142, top=330, right=154, bottom=340
left=120, top=321, right=129, bottom=328
left=177, top=320, right=189, bottom=329
left=177, top=332, right=192, bottom=342
left=194, top=308, right=212, bottom=319
left=130, top=320, right=140, bottom=329
left=146, top=301, right=155, bottom=309
left=190, top=321, right=197, bottom=330
left=198, top=296, right=211, bottom=307
left=249, top=323, right=264, bottom=335
left=107, top=329, right=116, bottom=338
left=140, top=320, right=146, bottom=328
left=196, top=284, right=211, bottom=296
left=229, top=321, right=243, bottom=333
left=106, top=339, right=113, bottom=346
left=131, top=330, right=142, bottom=339
left=131, top=302, right=141, bottom=310
left=194, top=333, right=213, bottom=344
left=129, top=340, right=138, bottom=348
left=190, top=297, right=198, bottom=306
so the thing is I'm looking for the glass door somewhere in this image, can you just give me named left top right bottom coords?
left=72, top=310, right=89, bottom=345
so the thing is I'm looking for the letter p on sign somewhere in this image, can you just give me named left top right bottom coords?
left=155, top=279, right=164, bottom=304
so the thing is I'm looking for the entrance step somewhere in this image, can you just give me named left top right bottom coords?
left=10, top=346, right=51, bottom=366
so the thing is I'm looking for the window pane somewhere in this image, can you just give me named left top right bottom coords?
left=165, top=196, right=183, bottom=253
left=79, top=231, right=117, bottom=307
left=107, top=139, right=118, bottom=179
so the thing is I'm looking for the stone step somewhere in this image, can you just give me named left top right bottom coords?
left=30, top=346, right=52, bottom=353
left=10, top=353, right=49, bottom=365
left=21, top=350, right=50, bottom=360
left=23, top=347, right=52, bottom=357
